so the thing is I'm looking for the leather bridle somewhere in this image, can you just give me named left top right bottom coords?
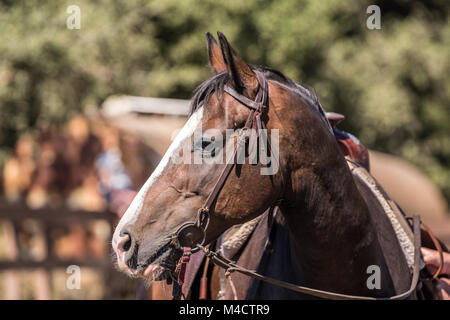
left=168, top=70, right=422, bottom=300
left=169, top=70, right=274, bottom=251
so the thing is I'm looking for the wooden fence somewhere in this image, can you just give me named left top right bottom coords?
left=0, top=204, right=123, bottom=299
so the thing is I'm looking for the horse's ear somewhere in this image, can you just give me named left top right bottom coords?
left=206, top=32, right=226, bottom=74
left=217, top=32, right=258, bottom=97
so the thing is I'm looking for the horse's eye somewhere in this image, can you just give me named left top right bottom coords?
left=201, top=140, right=212, bottom=150
left=193, top=139, right=212, bottom=151
left=193, top=136, right=221, bottom=158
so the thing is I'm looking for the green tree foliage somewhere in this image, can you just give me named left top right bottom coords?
left=0, top=0, right=448, bottom=202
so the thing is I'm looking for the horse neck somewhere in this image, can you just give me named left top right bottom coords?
left=278, top=113, right=393, bottom=295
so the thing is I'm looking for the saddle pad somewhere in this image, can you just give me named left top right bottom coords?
left=220, top=215, right=263, bottom=259
left=347, top=158, right=423, bottom=272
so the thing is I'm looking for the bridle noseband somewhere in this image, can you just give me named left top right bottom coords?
left=171, top=70, right=273, bottom=250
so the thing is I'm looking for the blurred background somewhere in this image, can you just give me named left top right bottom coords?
left=0, top=0, right=448, bottom=299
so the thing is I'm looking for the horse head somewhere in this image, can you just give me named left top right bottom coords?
left=112, top=32, right=337, bottom=282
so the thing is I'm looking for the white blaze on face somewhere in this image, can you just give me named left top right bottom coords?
left=112, top=107, right=204, bottom=248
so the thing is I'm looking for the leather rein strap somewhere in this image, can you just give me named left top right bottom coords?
left=197, top=215, right=422, bottom=300
left=172, top=70, right=422, bottom=300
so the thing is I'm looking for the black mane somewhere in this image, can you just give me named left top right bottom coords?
left=189, top=65, right=330, bottom=130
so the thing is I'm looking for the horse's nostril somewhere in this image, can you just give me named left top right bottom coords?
left=116, top=228, right=138, bottom=270
left=122, top=235, right=132, bottom=252
left=117, top=230, right=133, bottom=253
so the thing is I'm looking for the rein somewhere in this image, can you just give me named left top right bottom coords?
left=170, top=71, right=423, bottom=300
left=196, top=215, right=422, bottom=300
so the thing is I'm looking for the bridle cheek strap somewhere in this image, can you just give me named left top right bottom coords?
left=196, top=71, right=270, bottom=226
left=173, top=70, right=271, bottom=251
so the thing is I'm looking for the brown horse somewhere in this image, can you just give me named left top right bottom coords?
left=112, top=32, right=417, bottom=299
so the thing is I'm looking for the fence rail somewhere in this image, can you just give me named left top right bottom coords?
left=0, top=203, right=119, bottom=299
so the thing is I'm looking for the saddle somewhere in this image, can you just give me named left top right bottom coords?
left=326, top=112, right=370, bottom=171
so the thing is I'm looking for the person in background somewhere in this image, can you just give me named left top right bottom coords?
left=421, top=248, right=450, bottom=299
